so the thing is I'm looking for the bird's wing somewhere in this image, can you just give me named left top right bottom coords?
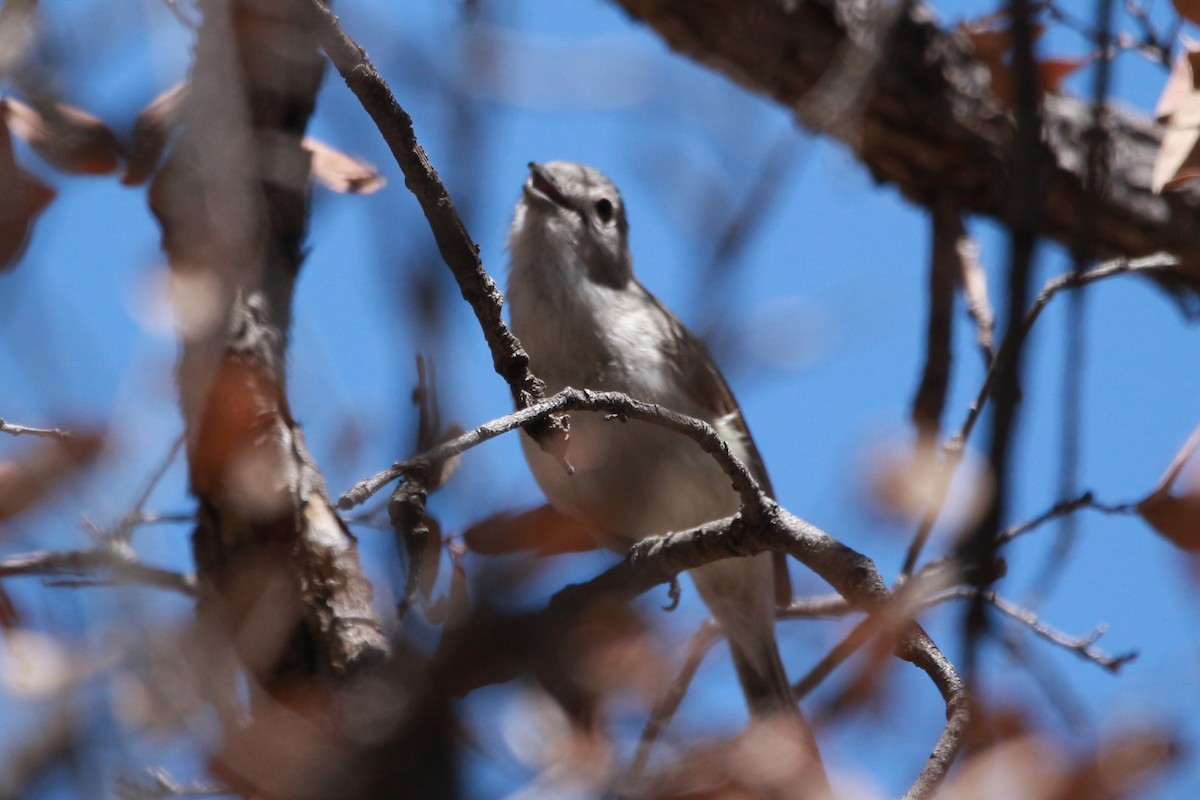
left=643, top=288, right=775, bottom=498
left=641, top=287, right=794, bottom=604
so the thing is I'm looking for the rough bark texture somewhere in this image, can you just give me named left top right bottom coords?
left=150, top=0, right=387, bottom=688
left=612, top=0, right=1200, bottom=295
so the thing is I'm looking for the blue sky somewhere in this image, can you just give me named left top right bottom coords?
left=2, top=0, right=1199, bottom=797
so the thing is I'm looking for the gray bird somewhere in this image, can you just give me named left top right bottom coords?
left=506, top=163, right=826, bottom=785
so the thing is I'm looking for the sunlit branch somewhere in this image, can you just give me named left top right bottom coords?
left=0, top=418, right=72, bottom=439
left=339, top=388, right=769, bottom=525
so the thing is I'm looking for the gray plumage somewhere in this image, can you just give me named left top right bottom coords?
left=507, top=161, right=796, bottom=717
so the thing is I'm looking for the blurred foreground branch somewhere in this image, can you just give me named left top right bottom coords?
left=150, top=0, right=387, bottom=691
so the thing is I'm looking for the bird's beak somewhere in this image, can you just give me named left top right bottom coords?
left=525, top=162, right=570, bottom=209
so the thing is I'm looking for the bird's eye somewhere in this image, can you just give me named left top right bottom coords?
left=594, top=197, right=614, bottom=223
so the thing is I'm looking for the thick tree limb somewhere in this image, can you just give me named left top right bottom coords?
left=151, top=0, right=387, bottom=687
left=611, top=0, right=1200, bottom=296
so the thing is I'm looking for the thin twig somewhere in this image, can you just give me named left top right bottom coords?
left=115, top=767, right=232, bottom=799
left=955, top=253, right=1180, bottom=458
left=306, top=0, right=557, bottom=436
left=110, top=436, right=185, bottom=544
left=0, top=418, right=72, bottom=439
left=0, top=547, right=196, bottom=596
left=997, top=490, right=1135, bottom=545
left=778, top=593, right=852, bottom=618
left=899, top=253, right=1181, bottom=579
left=792, top=616, right=877, bottom=699
left=339, top=388, right=769, bottom=525
left=925, top=587, right=1136, bottom=672
left=998, top=630, right=1090, bottom=731
left=620, top=620, right=722, bottom=794
left=911, top=199, right=960, bottom=438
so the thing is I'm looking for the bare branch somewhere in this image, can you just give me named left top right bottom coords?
left=106, top=436, right=185, bottom=544
left=621, top=620, right=722, bottom=793
left=0, top=546, right=196, bottom=596
left=792, top=616, right=876, bottom=700
left=0, top=418, right=72, bottom=439
left=925, top=586, right=1136, bottom=672
left=611, top=0, right=1200, bottom=293
left=339, top=388, right=769, bottom=524
left=911, top=199, right=960, bottom=439
left=306, top=0, right=557, bottom=432
left=997, top=491, right=1136, bottom=545
left=900, top=253, right=1181, bottom=578
left=540, top=504, right=965, bottom=800
left=896, top=630, right=970, bottom=800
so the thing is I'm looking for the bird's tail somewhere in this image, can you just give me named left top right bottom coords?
left=727, top=628, right=798, bottom=716
left=690, top=554, right=832, bottom=797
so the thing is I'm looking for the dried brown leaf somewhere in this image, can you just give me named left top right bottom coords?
left=1054, top=727, right=1179, bottom=800
left=635, top=715, right=827, bottom=800
left=862, top=438, right=991, bottom=531
left=1173, top=0, right=1200, bottom=27
left=1153, top=49, right=1200, bottom=193
left=1154, top=48, right=1200, bottom=122
left=1138, top=491, right=1200, bottom=549
left=1155, top=131, right=1200, bottom=193
left=1037, top=58, right=1088, bottom=95
left=463, top=504, right=598, bottom=557
left=303, top=136, right=386, bottom=195
left=986, top=56, right=1088, bottom=108
left=122, top=81, right=188, bottom=186
left=1137, top=423, right=1200, bottom=549
left=0, top=111, right=56, bottom=271
left=2, top=97, right=124, bottom=175
left=943, top=736, right=1070, bottom=799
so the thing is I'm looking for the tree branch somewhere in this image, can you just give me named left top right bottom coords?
left=306, top=0, right=557, bottom=430
left=611, top=0, right=1200, bottom=295
left=150, top=0, right=388, bottom=685
left=0, top=546, right=196, bottom=595
left=339, top=388, right=770, bottom=524
left=900, top=252, right=1180, bottom=577
left=0, top=418, right=72, bottom=439
left=621, top=620, right=722, bottom=793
